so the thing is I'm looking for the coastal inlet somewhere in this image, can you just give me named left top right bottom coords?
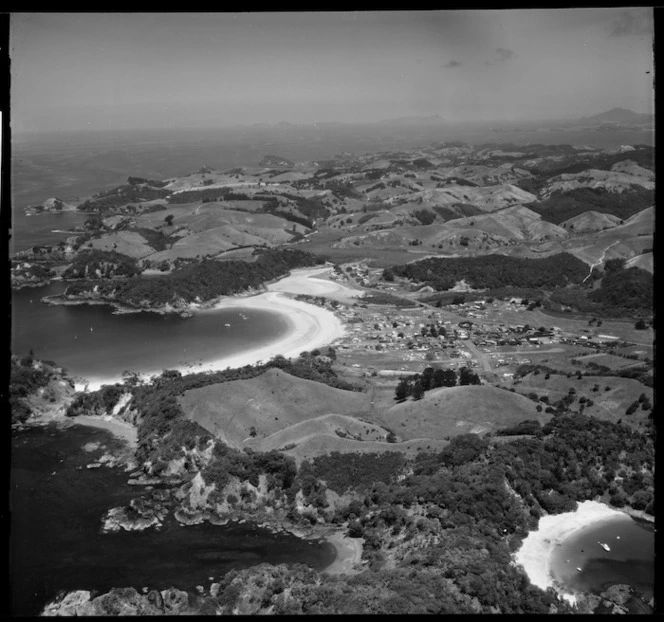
left=9, top=423, right=335, bottom=617
left=12, top=282, right=291, bottom=385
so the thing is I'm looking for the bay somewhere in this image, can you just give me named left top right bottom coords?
left=11, top=283, right=291, bottom=385
left=10, top=424, right=336, bottom=616
left=549, top=514, right=655, bottom=600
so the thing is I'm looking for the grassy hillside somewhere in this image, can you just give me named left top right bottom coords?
left=178, top=368, right=372, bottom=448
left=514, top=372, right=653, bottom=427
left=374, top=385, right=548, bottom=441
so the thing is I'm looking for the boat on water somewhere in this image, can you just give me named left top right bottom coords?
left=598, top=541, right=611, bottom=552
left=576, top=567, right=582, bottom=572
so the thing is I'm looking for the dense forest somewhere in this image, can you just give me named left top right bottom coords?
left=386, top=253, right=588, bottom=291
left=61, top=249, right=325, bottom=308
left=525, top=186, right=653, bottom=225
left=62, top=249, right=142, bottom=279
left=9, top=355, right=58, bottom=424
left=78, top=183, right=170, bottom=214
left=549, top=262, right=653, bottom=317
left=588, top=265, right=653, bottom=312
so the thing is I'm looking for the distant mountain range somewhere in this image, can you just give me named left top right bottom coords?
left=576, top=107, right=653, bottom=126
left=378, top=114, right=447, bottom=125
left=246, top=108, right=651, bottom=131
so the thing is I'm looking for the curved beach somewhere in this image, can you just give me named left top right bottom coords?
left=80, top=267, right=353, bottom=392
left=322, top=532, right=364, bottom=575
left=513, top=500, right=627, bottom=599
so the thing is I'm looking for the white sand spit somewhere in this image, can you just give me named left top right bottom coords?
left=267, top=266, right=363, bottom=303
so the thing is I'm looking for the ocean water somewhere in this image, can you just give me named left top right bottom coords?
left=11, top=283, right=291, bottom=384
left=549, top=514, right=655, bottom=600
left=10, top=424, right=335, bottom=616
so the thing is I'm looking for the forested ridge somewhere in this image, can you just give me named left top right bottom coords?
left=525, top=186, right=653, bottom=225
left=387, top=253, right=588, bottom=291
left=61, top=249, right=325, bottom=308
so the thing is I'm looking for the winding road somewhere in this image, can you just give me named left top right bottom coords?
left=582, top=240, right=622, bottom=283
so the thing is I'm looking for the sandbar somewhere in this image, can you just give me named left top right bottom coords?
left=513, top=500, right=627, bottom=600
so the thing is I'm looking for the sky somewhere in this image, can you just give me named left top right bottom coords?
left=9, top=9, right=655, bottom=133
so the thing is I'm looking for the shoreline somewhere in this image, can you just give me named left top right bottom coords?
left=69, top=414, right=138, bottom=447
left=321, top=532, right=364, bottom=575
left=75, top=268, right=351, bottom=392
left=513, top=500, right=650, bottom=603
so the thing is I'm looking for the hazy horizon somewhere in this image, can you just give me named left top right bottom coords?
left=10, top=10, right=654, bottom=134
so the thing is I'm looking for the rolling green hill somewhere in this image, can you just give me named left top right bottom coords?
left=178, top=368, right=372, bottom=448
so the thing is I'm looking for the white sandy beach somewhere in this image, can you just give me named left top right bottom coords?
left=322, top=533, right=364, bottom=575
left=267, top=266, right=363, bottom=304
left=79, top=267, right=353, bottom=392
left=513, top=500, right=627, bottom=599
left=70, top=414, right=138, bottom=446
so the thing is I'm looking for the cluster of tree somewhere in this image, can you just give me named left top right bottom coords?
left=412, top=209, right=436, bottom=225
left=549, top=265, right=653, bottom=317
left=9, top=354, right=57, bottom=424
left=432, top=203, right=483, bottom=222
left=62, top=249, right=325, bottom=308
left=288, top=195, right=331, bottom=220
left=526, top=186, right=654, bottom=225
left=130, top=227, right=174, bottom=252
left=62, top=249, right=142, bottom=279
left=65, top=384, right=127, bottom=418
left=11, top=261, right=55, bottom=283
left=388, top=158, right=434, bottom=170
left=388, top=253, right=588, bottom=291
left=166, top=187, right=238, bottom=204
left=323, top=180, right=363, bottom=201
left=78, top=185, right=170, bottom=214
left=127, top=176, right=169, bottom=187
left=514, top=147, right=654, bottom=195
left=495, top=419, right=543, bottom=436
left=588, top=265, right=653, bottom=314
left=298, top=451, right=406, bottom=496
left=435, top=176, right=479, bottom=187
left=365, top=182, right=386, bottom=193
left=394, top=366, right=479, bottom=401
left=202, top=443, right=298, bottom=501
left=261, top=205, right=314, bottom=230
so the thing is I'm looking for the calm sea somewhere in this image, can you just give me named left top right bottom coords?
left=9, top=424, right=335, bottom=616
left=11, top=282, right=291, bottom=384
left=549, top=514, right=655, bottom=601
